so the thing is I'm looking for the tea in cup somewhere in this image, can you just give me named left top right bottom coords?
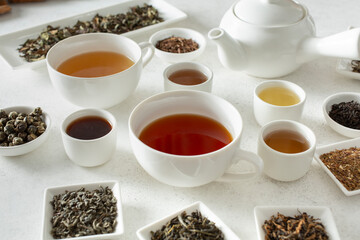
left=61, top=108, right=117, bottom=167
left=163, top=62, right=213, bottom=92
left=253, top=80, right=306, bottom=126
left=128, top=90, right=263, bottom=187
left=46, top=33, right=154, bottom=109
left=257, top=120, right=316, bottom=181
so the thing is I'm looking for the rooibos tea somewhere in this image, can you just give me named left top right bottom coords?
left=57, top=51, right=134, bottom=78
left=169, top=69, right=207, bottom=85
left=139, top=113, right=232, bottom=155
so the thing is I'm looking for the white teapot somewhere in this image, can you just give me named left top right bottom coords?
left=208, top=0, right=360, bottom=78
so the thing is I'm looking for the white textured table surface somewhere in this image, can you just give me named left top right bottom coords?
left=1, top=0, right=360, bottom=239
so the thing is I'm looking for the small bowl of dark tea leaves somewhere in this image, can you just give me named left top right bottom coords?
left=0, top=106, right=51, bottom=156
left=254, top=206, right=340, bottom=240
left=42, top=180, right=124, bottom=240
left=149, top=27, right=206, bottom=63
left=136, top=201, right=241, bottom=240
left=322, top=92, right=360, bottom=138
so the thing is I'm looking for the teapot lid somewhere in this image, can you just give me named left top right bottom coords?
left=234, top=0, right=305, bottom=26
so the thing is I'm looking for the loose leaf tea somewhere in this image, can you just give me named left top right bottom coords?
left=50, top=186, right=117, bottom=239
left=18, top=4, right=163, bottom=62
left=320, top=147, right=360, bottom=191
left=0, top=107, right=46, bottom=147
left=156, top=36, right=199, bottom=53
left=328, top=100, right=360, bottom=129
left=351, top=60, right=360, bottom=73
left=151, top=210, right=224, bottom=240
left=262, top=211, right=329, bottom=240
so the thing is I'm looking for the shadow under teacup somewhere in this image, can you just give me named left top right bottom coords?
left=163, top=62, right=213, bottom=92
left=128, top=90, right=263, bottom=187
left=61, top=108, right=117, bottom=167
left=257, top=120, right=316, bottom=181
left=253, top=80, right=306, bottom=126
left=46, top=33, right=154, bottom=109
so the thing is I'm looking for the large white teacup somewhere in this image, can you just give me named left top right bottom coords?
left=46, top=33, right=154, bottom=109
left=128, top=90, right=263, bottom=187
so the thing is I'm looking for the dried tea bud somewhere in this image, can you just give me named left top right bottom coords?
left=37, top=125, right=46, bottom=135
left=27, top=125, right=37, bottom=134
left=0, top=110, right=7, bottom=119
left=25, top=115, right=34, bottom=125
left=12, top=137, right=24, bottom=145
left=4, top=124, right=15, bottom=135
left=16, top=121, right=27, bottom=133
left=18, top=132, right=27, bottom=139
left=0, top=142, right=8, bottom=147
left=7, top=133, right=16, bottom=142
left=6, top=120, right=15, bottom=126
left=27, top=133, right=37, bottom=142
left=0, top=131, right=6, bottom=142
left=8, top=111, right=18, bottom=120
left=0, top=118, right=7, bottom=126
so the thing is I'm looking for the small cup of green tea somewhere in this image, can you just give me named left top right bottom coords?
left=257, top=120, right=316, bottom=181
left=163, top=62, right=213, bottom=92
left=253, top=80, right=306, bottom=126
left=61, top=108, right=117, bottom=167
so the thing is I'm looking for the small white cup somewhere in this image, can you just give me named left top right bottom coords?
left=257, top=120, right=316, bottom=181
left=253, top=80, right=306, bottom=126
left=47, top=33, right=154, bottom=109
left=128, top=90, right=263, bottom=187
left=61, top=108, right=117, bottom=167
left=163, top=62, right=213, bottom=92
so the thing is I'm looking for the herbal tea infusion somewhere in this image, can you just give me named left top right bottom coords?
left=57, top=51, right=134, bottom=77
left=258, top=87, right=300, bottom=106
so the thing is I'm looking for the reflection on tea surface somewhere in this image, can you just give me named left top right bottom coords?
left=139, top=114, right=232, bottom=155
left=57, top=51, right=134, bottom=77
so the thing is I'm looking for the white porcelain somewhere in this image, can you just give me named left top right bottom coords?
left=257, top=120, right=316, bottom=181
left=0, top=0, right=187, bottom=70
left=137, top=201, right=241, bottom=240
left=61, top=108, right=117, bottom=167
left=128, top=90, right=263, bottom=187
left=314, top=138, right=360, bottom=196
left=254, top=206, right=340, bottom=240
left=208, top=0, right=360, bottom=78
left=0, top=106, right=51, bottom=157
left=42, top=180, right=124, bottom=240
left=163, top=62, right=213, bottom=92
left=253, top=80, right=306, bottom=126
left=322, top=92, right=360, bottom=138
left=149, top=27, right=206, bottom=63
left=46, top=33, right=154, bottom=109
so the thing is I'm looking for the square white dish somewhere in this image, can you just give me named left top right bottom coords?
left=254, top=206, right=340, bottom=240
left=136, top=201, right=241, bottom=240
left=0, top=0, right=187, bottom=70
left=335, top=58, right=360, bottom=80
left=314, top=138, right=360, bottom=196
left=42, top=180, right=123, bottom=240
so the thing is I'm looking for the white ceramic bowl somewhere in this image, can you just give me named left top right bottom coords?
left=254, top=206, right=340, bottom=240
left=149, top=27, right=206, bottom=63
left=0, top=106, right=51, bottom=156
left=163, top=62, right=213, bottom=92
left=322, top=92, right=360, bottom=138
left=136, top=201, right=241, bottom=240
left=314, top=137, right=360, bottom=196
left=42, top=180, right=124, bottom=240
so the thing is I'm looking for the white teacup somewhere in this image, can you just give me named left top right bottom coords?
left=61, top=108, right=117, bottom=167
left=163, top=62, right=213, bottom=92
left=257, top=120, right=316, bottom=181
left=253, top=80, right=306, bottom=126
left=128, top=90, right=263, bottom=187
left=46, top=33, right=154, bottom=109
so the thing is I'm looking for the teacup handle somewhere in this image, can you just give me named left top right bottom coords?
left=139, top=42, right=155, bottom=67
left=216, top=149, right=263, bottom=182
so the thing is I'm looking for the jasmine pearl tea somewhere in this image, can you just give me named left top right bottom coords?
left=57, top=51, right=134, bottom=78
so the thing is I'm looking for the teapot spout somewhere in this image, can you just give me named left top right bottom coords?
left=208, top=28, right=247, bottom=71
left=297, top=28, right=360, bottom=64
